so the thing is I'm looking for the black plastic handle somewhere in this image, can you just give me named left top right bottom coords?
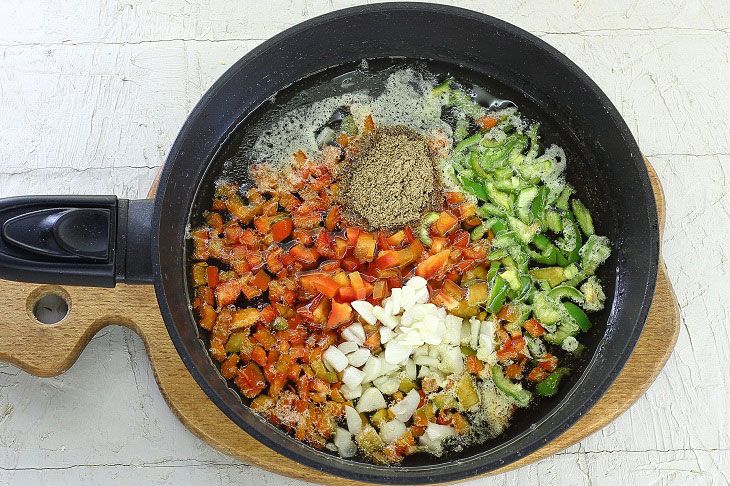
left=0, top=196, right=154, bottom=288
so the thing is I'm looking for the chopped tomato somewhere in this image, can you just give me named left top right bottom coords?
left=271, top=218, right=293, bottom=242
left=341, top=256, right=360, bottom=272
left=333, top=237, right=348, bottom=259
left=372, top=280, right=388, bottom=300
left=527, top=367, right=549, bottom=382
left=505, top=363, right=522, bottom=379
left=444, top=191, right=465, bottom=205
left=386, top=230, right=406, bottom=247
left=430, top=236, right=448, bottom=253
left=363, top=114, right=375, bottom=134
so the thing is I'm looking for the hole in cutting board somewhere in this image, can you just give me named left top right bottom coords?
left=26, top=286, right=71, bottom=325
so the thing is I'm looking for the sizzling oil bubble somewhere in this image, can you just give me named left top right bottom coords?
left=250, top=68, right=450, bottom=167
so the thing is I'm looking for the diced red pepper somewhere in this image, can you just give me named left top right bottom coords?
left=327, top=301, right=352, bottom=329
left=348, top=271, right=367, bottom=300
left=254, top=328, right=276, bottom=350
left=215, top=277, right=242, bottom=308
left=336, top=286, right=357, bottom=302
left=523, top=318, right=546, bottom=337
left=206, top=266, right=219, bottom=288
left=432, top=211, right=459, bottom=236
left=314, top=230, right=335, bottom=259
left=445, top=191, right=465, bottom=205
left=415, top=250, right=450, bottom=279
left=235, top=362, right=267, bottom=398
left=271, top=218, right=293, bottom=242
left=345, top=227, right=360, bottom=246
left=354, top=231, right=376, bottom=262
left=251, top=270, right=271, bottom=291
left=341, top=256, right=360, bottom=272
left=465, top=354, right=484, bottom=375
left=325, top=206, right=340, bottom=231
left=290, top=244, right=319, bottom=265
left=313, top=275, right=341, bottom=299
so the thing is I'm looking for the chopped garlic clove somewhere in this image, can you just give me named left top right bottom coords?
left=345, top=405, right=362, bottom=435
left=361, top=356, right=383, bottom=383
left=390, top=389, right=420, bottom=422
left=352, top=300, right=377, bottom=325
left=342, top=366, right=366, bottom=389
left=338, top=341, right=359, bottom=355
left=323, top=346, right=349, bottom=372
left=348, top=348, right=371, bottom=367
left=356, top=387, right=387, bottom=412
left=384, top=341, right=412, bottom=365
left=341, top=383, right=363, bottom=400
left=379, top=326, right=394, bottom=344
left=406, top=276, right=427, bottom=289
left=391, top=287, right=402, bottom=314
left=379, top=420, right=407, bottom=443
left=342, top=324, right=365, bottom=345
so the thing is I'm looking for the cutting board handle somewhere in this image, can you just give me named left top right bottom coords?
left=0, top=279, right=160, bottom=377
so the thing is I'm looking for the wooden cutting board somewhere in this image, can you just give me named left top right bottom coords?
left=0, top=158, right=678, bottom=485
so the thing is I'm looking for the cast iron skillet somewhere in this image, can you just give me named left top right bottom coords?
left=0, top=4, right=658, bottom=483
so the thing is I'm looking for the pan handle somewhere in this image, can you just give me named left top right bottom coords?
left=0, top=196, right=154, bottom=287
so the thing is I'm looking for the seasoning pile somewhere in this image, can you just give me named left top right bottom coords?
left=339, top=126, right=439, bottom=230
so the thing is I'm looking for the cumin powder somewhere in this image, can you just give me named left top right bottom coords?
left=339, top=125, right=440, bottom=230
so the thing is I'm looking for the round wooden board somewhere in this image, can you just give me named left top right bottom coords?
left=0, top=159, right=678, bottom=485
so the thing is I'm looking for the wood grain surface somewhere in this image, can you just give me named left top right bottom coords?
left=0, top=159, right=678, bottom=485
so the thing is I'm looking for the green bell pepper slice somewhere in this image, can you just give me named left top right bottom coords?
left=563, top=301, right=592, bottom=331
left=486, top=275, right=508, bottom=312
left=492, top=365, right=532, bottom=406
left=535, top=367, right=571, bottom=397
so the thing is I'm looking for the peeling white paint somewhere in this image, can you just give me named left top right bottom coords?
left=0, top=1, right=728, bottom=485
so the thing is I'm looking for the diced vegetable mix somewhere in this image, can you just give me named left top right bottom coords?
left=189, top=79, right=611, bottom=464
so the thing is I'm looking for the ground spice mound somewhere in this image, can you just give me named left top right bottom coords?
left=339, top=126, right=440, bottom=230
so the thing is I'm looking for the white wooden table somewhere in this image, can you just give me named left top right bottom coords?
left=1, top=1, right=728, bottom=484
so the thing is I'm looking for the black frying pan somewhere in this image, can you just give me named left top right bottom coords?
left=0, top=4, right=658, bottom=483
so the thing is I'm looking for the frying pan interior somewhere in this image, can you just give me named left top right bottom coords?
left=153, top=4, right=658, bottom=483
